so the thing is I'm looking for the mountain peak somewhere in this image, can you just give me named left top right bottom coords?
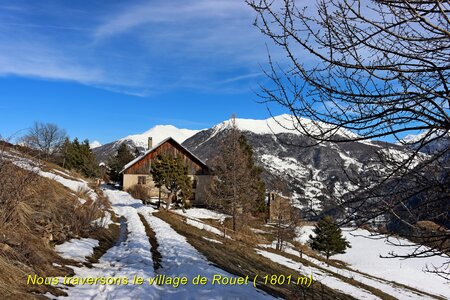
left=213, top=114, right=358, bottom=139
left=119, top=125, right=201, bottom=149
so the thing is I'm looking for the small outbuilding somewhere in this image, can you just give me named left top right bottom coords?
left=267, top=192, right=292, bottom=223
left=120, top=137, right=211, bottom=206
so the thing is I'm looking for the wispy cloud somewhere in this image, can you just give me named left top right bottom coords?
left=0, top=0, right=285, bottom=96
left=215, top=72, right=264, bottom=85
left=94, top=0, right=246, bottom=39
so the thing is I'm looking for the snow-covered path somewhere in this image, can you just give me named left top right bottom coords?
left=139, top=210, right=274, bottom=299
left=56, top=190, right=158, bottom=299
left=55, top=189, right=273, bottom=299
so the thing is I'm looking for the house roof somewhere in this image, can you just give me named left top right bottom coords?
left=119, top=137, right=209, bottom=174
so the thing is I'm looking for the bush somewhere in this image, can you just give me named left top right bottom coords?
left=127, top=185, right=150, bottom=202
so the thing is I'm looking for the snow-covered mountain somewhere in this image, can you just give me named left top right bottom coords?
left=93, top=114, right=411, bottom=216
left=400, top=129, right=450, bottom=155
left=182, top=115, right=407, bottom=216
left=118, top=125, right=200, bottom=149
left=93, top=125, right=200, bottom=162
left=209, top=114, right=358, bottom=139
left=89, top=140, right=102, bottom=149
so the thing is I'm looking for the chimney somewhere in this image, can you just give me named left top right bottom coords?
left=148, top=137, right=153, bottom=150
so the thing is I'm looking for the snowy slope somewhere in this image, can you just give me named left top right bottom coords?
left=257, top=249, right=380, bottom=300
left=8, top=153, right=98, bottom=201
left=294, top=226, right=450, bottom=299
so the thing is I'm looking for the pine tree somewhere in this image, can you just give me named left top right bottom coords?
left=62, top=138, right=98, bottom=178
left=207, top=116, right=266, bottom=230
left=79, top=139, right=98, bottom=178
left=150, top=153, right=192, bottom=209
left=309, top=216, right=351, bottom=260
left=108, top=143, right=135, bottom=182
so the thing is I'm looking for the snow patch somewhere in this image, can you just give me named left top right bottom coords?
left=55, top=238, right=99, bottom=263
left=173, top=208, right=229, bottom=223
left=202, top=237, right=223, bottom=244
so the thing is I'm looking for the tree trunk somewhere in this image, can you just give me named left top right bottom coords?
left=158, top=187, right=161, bottom=209
left=232, top=204, right=236, bottom=231
left=166, top=191, right=175, bottom=210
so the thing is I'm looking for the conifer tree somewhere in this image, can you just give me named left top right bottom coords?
left=108, top=143, right=135, bottom=182
left=207, top=116, right=266, bottom=230
left=309, top=216, right=351, bottom=260
left=150, top=153, right=192, bottom=209
left=79, top=139, right=98, bottom=178
left=62, top=138, right=98, bottom=178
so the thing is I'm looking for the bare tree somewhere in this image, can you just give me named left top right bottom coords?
left=268, top=179, right=300, bottom=251
left=248, top=0, right=450, bottom=274
left=21, top=122, right=67, bottom=160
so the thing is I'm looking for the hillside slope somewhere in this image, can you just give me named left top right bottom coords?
left=0, top=146, right=111, bottom=299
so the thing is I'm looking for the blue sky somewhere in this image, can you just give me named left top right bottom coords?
left=0, top=0, right=289, bottom=144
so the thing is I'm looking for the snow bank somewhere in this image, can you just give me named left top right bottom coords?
left=202, top=237, right=222, bottom=244
left=55, top=238, right=99, bottom=263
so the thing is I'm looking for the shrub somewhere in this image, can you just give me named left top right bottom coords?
left=127, top=184, right=150, bottom=202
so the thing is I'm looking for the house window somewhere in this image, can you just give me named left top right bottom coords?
left=192, top=179, right=197, bottom=189
left=138, top=176, right=146, bottom=185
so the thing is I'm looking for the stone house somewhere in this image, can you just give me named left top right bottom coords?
left=267, top=192, right=292, bottom=223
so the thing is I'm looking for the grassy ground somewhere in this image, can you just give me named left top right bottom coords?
left=154, top=210, right=355, bottom=300
left=138, top=213, right=162, bottom=271
left=86, top=211, right=122, bottom=267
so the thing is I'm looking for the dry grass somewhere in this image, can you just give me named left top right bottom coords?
left=86, top=211, right=121, bottom=267
left=0, top=155, right=108, bottom=298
